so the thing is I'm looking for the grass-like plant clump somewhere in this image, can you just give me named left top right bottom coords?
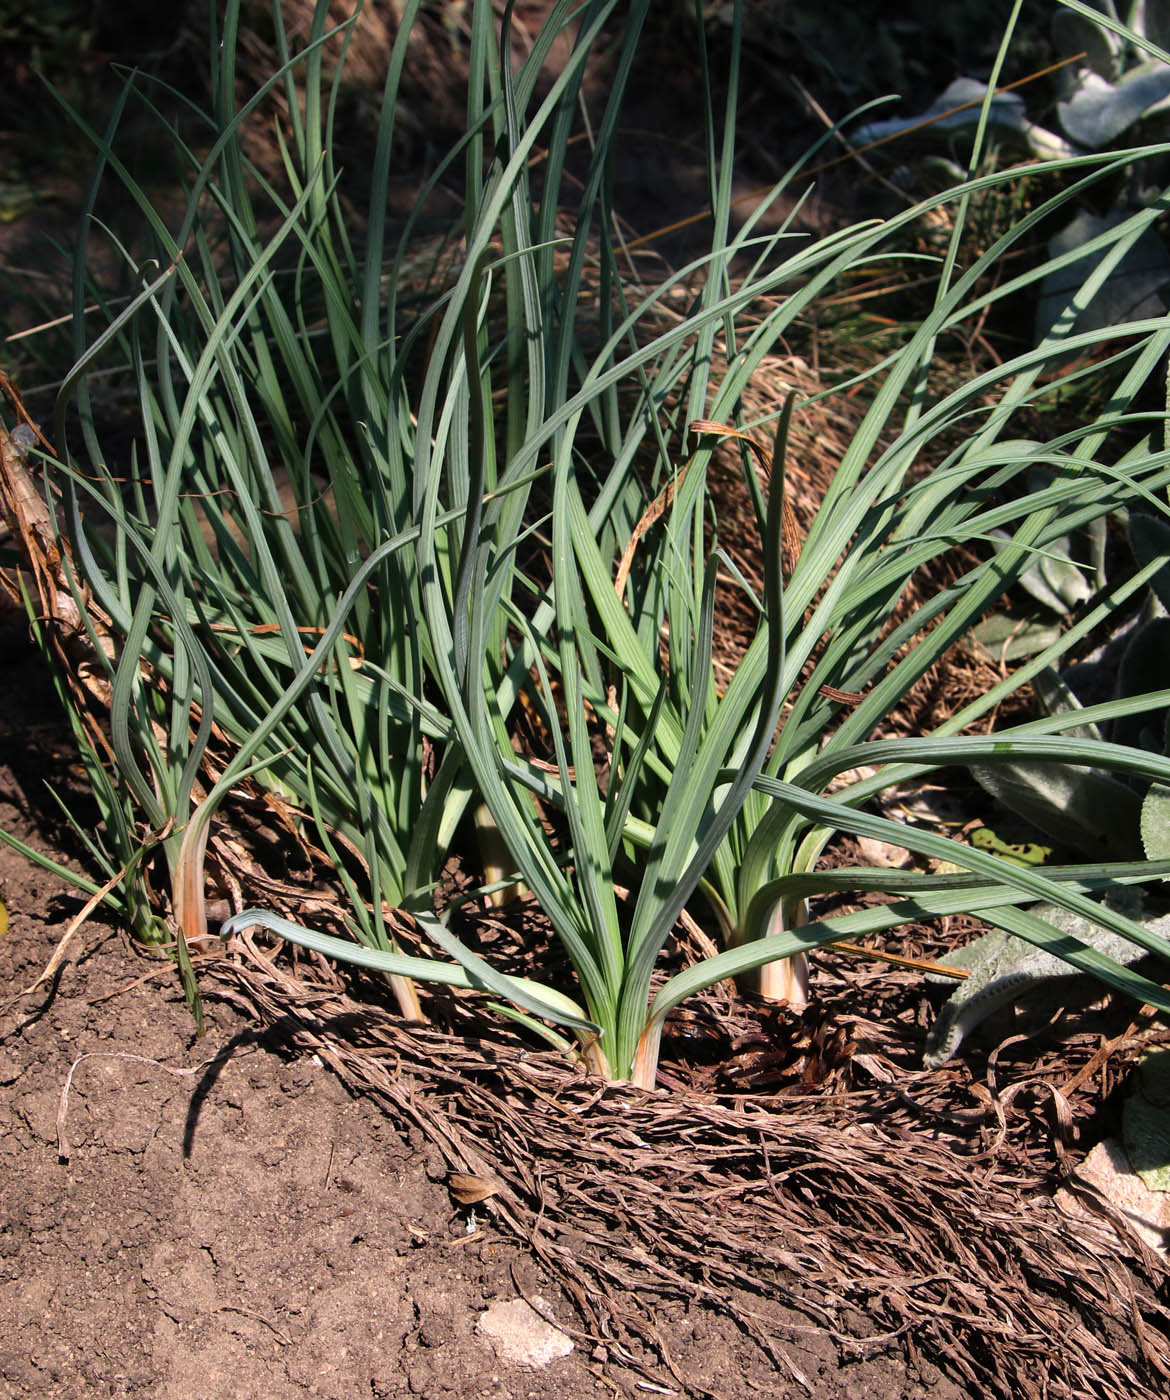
left=4, top=0, right=1170, bottom=1088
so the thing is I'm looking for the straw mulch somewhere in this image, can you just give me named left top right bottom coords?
left=209, top=922, right=1170, bottom=1400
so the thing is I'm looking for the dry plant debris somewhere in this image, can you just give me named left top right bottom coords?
left=213, top=930, right=1170, bottom=1400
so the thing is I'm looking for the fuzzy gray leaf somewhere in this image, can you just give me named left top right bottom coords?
left=970, top=760, right=1141, bottom=860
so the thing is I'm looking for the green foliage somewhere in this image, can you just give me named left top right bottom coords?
left=0, top=1, right=91, bottom=57
left=19, top=0, right=1170, bottom=1086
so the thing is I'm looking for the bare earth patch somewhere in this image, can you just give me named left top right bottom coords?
left=0, top=824, right=611, bottom=1398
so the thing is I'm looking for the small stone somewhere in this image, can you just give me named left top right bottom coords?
left=476, top=1298, right=573, bottom=1368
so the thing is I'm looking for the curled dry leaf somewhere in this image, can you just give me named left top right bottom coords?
left=0, top=398, right=118, bottom=751
left=448, top=1172, right=499, bottom=1205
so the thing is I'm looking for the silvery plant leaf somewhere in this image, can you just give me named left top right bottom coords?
left=1058, top=60, right=1170, bottom=148
left=853, top=78, right=1073, bottom=161
left=1035, top=210, right=1170, bottom=344
left=924, top=892, right=1169, bottom=1068
left=1019, top=536, right=1093, bottom=613
left=1123, top=1047, right=1170, bottom=1192
left=1142, top=782, right=1170, bottom=860
left=965, top=612, right=1065, bottom=663
left=1129, top=510, right=1170, bottom=617
left=969, top=754, right=1142, bottom=860
left=986, top=528, right=1081, bottom=615
left=1052, top=6, right=1124, bottom=82
left=1031, top=666, right=1104, bottom=744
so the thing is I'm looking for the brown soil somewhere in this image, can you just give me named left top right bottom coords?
left=1, top=912, right=614, bottom=1400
